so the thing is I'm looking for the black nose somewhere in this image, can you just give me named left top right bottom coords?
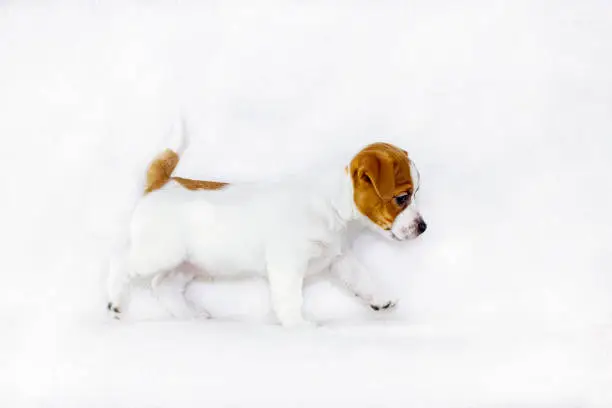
left=417, top=220, right=427, bottom=234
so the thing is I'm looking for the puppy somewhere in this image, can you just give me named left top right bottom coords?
left=107, top=125, right=426, bottom=327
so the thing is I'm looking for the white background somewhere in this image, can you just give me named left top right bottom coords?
left=1, top=1, right=611, bottom=407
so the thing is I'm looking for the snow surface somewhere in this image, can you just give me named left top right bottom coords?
left=1, top=1, right=612, bottom=406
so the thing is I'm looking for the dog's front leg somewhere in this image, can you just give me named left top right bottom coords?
left=266, top=247, right=313, bottom=328
left=331, top=251, right=398, bottom=311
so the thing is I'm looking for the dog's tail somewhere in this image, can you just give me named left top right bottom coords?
left=144, top=117, right=188, bottom=194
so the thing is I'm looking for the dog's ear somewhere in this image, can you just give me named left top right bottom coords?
left=352, top=149, right=396, bottom=200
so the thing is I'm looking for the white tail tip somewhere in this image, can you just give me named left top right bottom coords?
left=167, top=116, right=188, bottom=155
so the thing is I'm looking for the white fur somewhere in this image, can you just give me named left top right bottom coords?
left=107, top=142, right=424, bottom=327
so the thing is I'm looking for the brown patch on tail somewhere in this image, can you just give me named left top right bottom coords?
left=171, top=177, right=228, bottom=191
left=144, top=149, right=180, bottom=194
left=144, top=148, right=229, bottom=194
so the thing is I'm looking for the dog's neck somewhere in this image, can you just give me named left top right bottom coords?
left=318, top=166, right=362, bottom=227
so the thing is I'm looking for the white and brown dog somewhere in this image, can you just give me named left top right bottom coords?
left=107, top=124, right=426, bottom=327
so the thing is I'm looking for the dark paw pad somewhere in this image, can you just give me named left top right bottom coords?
left=370, top=301, right=394, bottom=311
left=107, top=302, right=121, bottom=315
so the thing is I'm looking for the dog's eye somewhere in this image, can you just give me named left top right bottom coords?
left=394, top=193, right=410, bottom=207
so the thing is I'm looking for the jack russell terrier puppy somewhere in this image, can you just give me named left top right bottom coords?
left=107, top=124, right=426, bottom=327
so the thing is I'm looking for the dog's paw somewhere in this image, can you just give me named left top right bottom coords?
left=107, top=302, right=122, bottom=320
left=193, top=309, right=212, bottom=320
left=179, top=308, right=212, bottom=321
left=370, top=300, right=398, bottom=311
left=185, top=299, right=212, bottom=320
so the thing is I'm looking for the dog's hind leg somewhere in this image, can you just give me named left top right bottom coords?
left=107, top=249, right=131, bottom=319
left=151, top=268, right=210, bottom=320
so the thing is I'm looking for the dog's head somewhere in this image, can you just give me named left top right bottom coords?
left=349, top=142, right=426, bottom=241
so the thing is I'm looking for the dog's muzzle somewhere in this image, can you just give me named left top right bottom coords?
left=390, top=210, right=427, bottom=241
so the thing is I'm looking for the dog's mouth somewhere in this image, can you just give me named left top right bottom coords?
left=390, top=231, right=402, bottom=241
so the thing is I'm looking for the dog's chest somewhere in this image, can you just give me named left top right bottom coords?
left=304, top=235, right=344, bottom=276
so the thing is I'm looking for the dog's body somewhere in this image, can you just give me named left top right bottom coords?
left=107, top=125, right=426, bottom=327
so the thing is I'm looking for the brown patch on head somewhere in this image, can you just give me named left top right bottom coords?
left=144, top=149, right=180, bottom=194
left=171, top=177, right=228, bottom=191
left=349, top=142, right=414, bottom=229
